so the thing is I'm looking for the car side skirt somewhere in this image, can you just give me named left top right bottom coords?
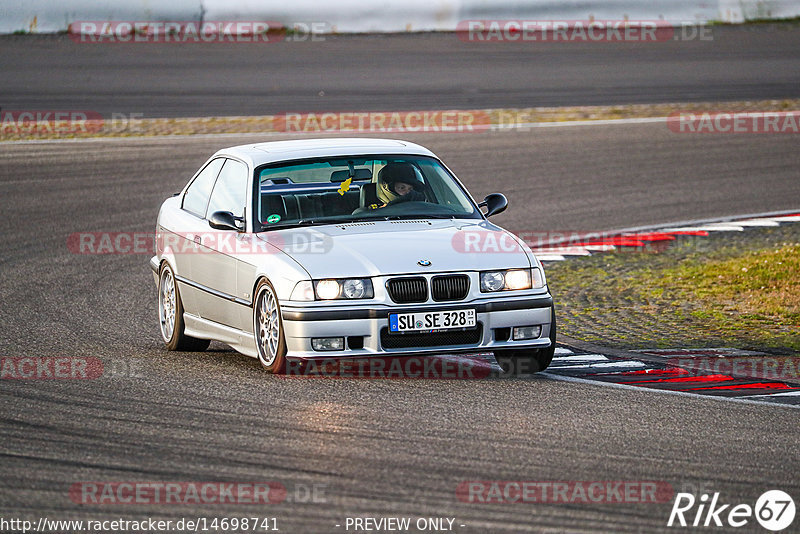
left=183, top=313, right=258, bottom=358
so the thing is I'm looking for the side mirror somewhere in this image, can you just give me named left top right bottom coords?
left=208, top=211, right=240, bottom=231
left=479, top=193, right=508, bottom=217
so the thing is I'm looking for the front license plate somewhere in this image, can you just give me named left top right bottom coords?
left=389, top=309, right=476, bottom=333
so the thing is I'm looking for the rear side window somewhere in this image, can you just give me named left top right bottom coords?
left=206, top=159, right=248, bottom=219
left=182, top=158, right=224, bottom=217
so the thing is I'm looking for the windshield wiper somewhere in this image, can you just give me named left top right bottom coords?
left=258, top=219, right=317, bottom=232
left=383, top=214, right=458, bottom=220
left=258, top=218, right=364, bottom=232
left=367, top=214, right=452, bottom=221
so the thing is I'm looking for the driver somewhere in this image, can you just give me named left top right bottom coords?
left=371, top=162, right=426, bottom=209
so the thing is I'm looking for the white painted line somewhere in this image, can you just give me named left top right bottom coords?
left=554, top=347, right=574, bottom=355
left=756, top=217, right=800, bottom=224
left=537, top=255, right=566, bottom=262
left=551, top=354, right=610, bottom=363
left=551, top=360, right=646, bottom=370
left=657, top=227, right=714, bottom=233
left=696, top=224, right=746, bottom=231
left=730, top=219, right=780, bottom=227
left=543, top=372, right=800, bottom=409
left=741, top=391, right=800, bottom=398
left=659, top=225, right=744, bottom=232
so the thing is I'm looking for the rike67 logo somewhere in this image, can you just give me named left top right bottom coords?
left=668, top=490, right=795, bottom=531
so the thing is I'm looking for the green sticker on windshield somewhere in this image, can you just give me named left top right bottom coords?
left=266, top=214, right=281, bottom=224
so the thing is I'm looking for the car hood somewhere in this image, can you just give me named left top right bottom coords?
left=256, top=219, right=532, bottom=278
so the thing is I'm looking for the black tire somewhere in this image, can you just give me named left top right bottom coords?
left=495, top=306, right=557, bottom=374
left=253, top=279, right=287, bottom=373
left=158, top=263, right=211, bottom=352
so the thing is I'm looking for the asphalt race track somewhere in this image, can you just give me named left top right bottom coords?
left=2, top=26, right=800, bottom=533
left=2, top=124, right=799, bottom=532
left=0, top=24, right=799, bottom=116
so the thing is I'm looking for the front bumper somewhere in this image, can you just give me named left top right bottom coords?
left=149, top=256, right=160, bottom=284
left=280, top=294, right=554, bottom=359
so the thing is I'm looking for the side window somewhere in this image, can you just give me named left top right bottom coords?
left=206, top=159, right=248, bottom=220
left=182, top=158, right=224, bottom=217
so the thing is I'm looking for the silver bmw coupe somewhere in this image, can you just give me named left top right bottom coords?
left=151, top=138, right=555, bottom=373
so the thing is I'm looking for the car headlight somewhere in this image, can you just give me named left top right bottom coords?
left=480, top=271, right=506, bottom=292
left=342, top=279, right=368, bottom=299
left=313, top=278, right=374, bottom=300
left=315, top=280, right=341, bottom=300
left=504, top=269, right=531, bottom=290
left=480, top=269, right=539, bottom=292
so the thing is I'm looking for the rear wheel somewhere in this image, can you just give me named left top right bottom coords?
left=158, top=263, right=210, bottom=352
left=253, top=279, right=287, bottom=373
left=495, top=306, right=556, bottom=374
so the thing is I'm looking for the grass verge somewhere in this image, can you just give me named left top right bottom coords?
left=546, top=224, right=800, bottom=354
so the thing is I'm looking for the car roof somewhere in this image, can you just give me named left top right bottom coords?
left=214, top=138, right=437, bottom=168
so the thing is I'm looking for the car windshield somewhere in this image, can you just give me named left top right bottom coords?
left=255, top=155, right=482, bottom=230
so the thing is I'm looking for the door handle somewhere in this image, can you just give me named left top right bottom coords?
left=194, top=235, right=202, bottom=246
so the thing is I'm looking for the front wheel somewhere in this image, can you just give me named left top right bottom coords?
left=253, top=279, right=287, bottom=373
left=158, top=263, right=210, bottom=352
left=495, top=306, right=557, bottom=374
